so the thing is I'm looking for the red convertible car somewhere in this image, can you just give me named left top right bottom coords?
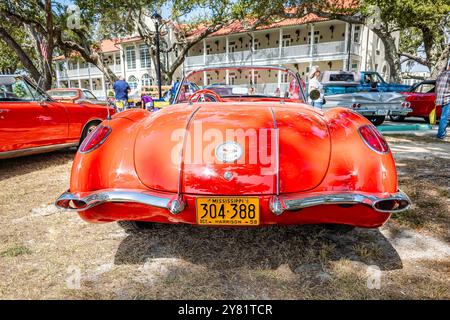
left=391, top=80, right=441, bottom=122
left=47, top=88, right=107, bottom=105
left=0, top=75, right=114, bottom=159
left=56, top=66, right=411, bottom=231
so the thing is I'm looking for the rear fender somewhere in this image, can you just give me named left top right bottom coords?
left=70, top=113, right=147, bottom=192
left=317, top=108, right=397, bottom=193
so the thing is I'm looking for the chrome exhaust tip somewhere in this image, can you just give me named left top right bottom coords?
left=55, top=194, right=88, bottom=210
left=373, top=198, right=411, bottom=212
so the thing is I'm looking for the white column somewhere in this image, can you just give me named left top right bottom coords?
left=251, top=32, right=255, bottom=64
left=135, top=43, right=140, bottom=70
left=56, top=63, right=61, bottom=88
left=203, top=39, right=206, bottom=65
left=309, top=24, right=315, bottom=57
left=88, top=64, right=93, bottom=90
left=344, top=23, right=350, bottom=71
left=77, top=79, right=81, bottom=88
left=225, top=36, right=229, bottom=64
left=101, top=75, right=106, bottom=98
left=226, top=69, right=229, bottom=85
left=120, top=46, right=126, bottom=76
left=278, top=28, right=283, bottom=59
left=277, top=70, right=281, bottom=89
left=203, top=70, right=207, bottom=86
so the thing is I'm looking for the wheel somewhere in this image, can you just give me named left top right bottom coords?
left=322, top=224, right=356, bottom=234
left=366, top=116, right=385, bottom=126
left=117, top=220, right=155, bottom=232
left=389, top=115, right=405, bottom=122
left=80, top=121, right=100, bottom=143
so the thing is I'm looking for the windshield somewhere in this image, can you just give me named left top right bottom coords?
left=174, top=66, right=305, bottom=104
left=0, top=76, right=49, bottom=102
left=47, top=90, right=78, bottom=98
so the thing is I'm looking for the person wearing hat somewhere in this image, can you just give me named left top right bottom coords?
left=436, top=60, right=450, bottom=140
left=308, top=65, right=324, bottom=108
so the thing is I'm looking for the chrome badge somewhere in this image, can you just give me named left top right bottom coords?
left=215, top=141, right=243, bottom=163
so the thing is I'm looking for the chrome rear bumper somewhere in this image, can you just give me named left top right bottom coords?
left=56, top=189, right=411, bottom=216
left=270, top=190, right=411, bottom=215
left=55, top=190, right=185, bottom=214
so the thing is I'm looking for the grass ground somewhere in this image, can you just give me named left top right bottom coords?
left=0, top=136, right=449, bottom=299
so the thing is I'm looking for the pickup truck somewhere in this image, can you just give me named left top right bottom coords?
left=322, top=91, right=412, bottom=126
left=322, top=71, right=411, bottom=96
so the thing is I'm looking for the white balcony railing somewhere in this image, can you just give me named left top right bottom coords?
left=186, top=54, right=204, bottom=66
left=185, top=40, right=351, bottom=68
left=311, top=41, right=346, bottom=56
left=59, top=64, right=122, bottom=80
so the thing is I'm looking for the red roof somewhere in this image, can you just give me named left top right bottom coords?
left=186, top=13, right=329, bottom=39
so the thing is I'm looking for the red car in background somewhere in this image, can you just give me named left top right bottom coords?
left=47, top=88, right=107, bottom=105
left=0, top=75, right=114, bottom=159
left=391, top=80, right=441, bottom=122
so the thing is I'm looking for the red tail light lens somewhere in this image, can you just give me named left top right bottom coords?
left=358, top=124, right=389, bottom=153
left=79, top=124, right=112, bottom=153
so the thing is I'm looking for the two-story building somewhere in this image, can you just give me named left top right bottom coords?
left=54, top=13, right=397, bottom=98
left=54, top=36, right=161, bottom=99
left=183, top=14, right=396, bottom=83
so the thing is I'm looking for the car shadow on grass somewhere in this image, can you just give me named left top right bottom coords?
left=0, top=148, right=76, bottom=180
left=114, top=224, right=402, bottom=272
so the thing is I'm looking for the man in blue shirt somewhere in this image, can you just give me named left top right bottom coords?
left=436, top=61, right=450, bottom=140
left=113, top=76, right=130, bottom=111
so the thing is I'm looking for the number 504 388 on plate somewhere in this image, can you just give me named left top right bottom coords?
left=196, top=197, right=260, bottom=226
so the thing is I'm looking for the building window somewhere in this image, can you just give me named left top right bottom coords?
left=308, top=31, right=320, bottom=44
left=128, top=76, right=138, bottom=89
left=140, top=44, right=151, bottom=69
left=126, top=46, right=136, bottom=69
left=282, top=35, right=291, bottom=47
left=115, top=54, right=121, bottom=65
left=141, top=74, right=153, bottom=87
left=353, top=26, right=361, bottom=43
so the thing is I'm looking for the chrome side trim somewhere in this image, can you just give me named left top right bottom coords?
left=55, top=189, right=175, bottom=213
left=0, top=142, right=78, bottom=160
left=178, top=106, right=202, bottom=197
left=271, top=190, right=411, bottom=215
left=269, top=107, right=280, bottom=196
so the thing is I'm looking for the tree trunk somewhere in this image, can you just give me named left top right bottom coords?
left=0, top=27, right=42, bottom=84
left=430, top=45, right=450, bottom=79
left=372, top=28, right=402, bottom=83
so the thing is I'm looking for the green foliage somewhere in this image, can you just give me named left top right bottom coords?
left=0, top=245, right=32, bottom=257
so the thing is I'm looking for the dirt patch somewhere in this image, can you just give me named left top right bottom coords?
left=0, top=139, right=449, bottom=299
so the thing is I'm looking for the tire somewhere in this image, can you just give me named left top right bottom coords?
left=389, top=115, right=405, bottom=122
left=322, top=224, right=356, bottom=234
left=118, top=220, right=155, bottom=232
left=366, top=116, right=385, bottom=126
left=80, top=121, right=100, bottom=143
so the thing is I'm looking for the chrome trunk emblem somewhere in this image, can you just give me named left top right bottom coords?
left=215, top=141, right=243, bottom=163
left=223, top=171, right=233, bottom=181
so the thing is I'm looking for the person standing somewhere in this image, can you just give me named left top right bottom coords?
left=113, top=76, right=130, bottom=112
left=436, top=61, right=450, bottom=140
left=308, top=65, right=324, bottom=109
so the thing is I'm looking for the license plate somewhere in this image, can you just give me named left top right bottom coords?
left=196, top=197, right=260, bottom=226
left=377, top=109, right=389, bottom=115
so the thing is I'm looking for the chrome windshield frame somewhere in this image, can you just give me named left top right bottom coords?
left=173, top=65, right=307, bottom=104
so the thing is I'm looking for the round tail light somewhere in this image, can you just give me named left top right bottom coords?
left=79, top=124, right=112, bottom=153
left=358, top=124, right=389, bottom=153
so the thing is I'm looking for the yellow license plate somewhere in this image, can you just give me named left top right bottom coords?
left=196, top=197, right=260, bottom=226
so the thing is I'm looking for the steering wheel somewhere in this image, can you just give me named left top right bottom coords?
left=188, top=89, right=223, bottom=103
